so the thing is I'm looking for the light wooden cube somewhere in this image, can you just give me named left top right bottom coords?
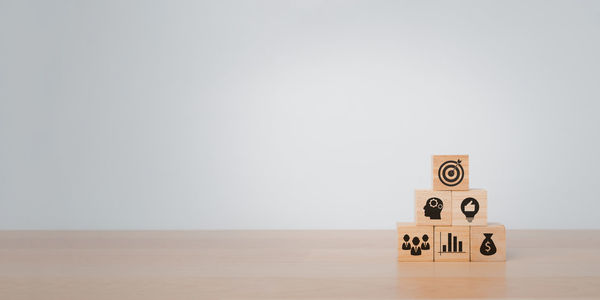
left=433, top=226, right=470, bottom=262
left=433, top=155, right=469, bottom=191
left=415, top=190, right=452, bottom=226
left=471, top=223, right=506, bottom=262
left=451, top=189, right=487, bottom=226
left=396, top=223, right=434, bottom=262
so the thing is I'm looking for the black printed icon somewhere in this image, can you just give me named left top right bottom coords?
left=421, top=234, right=430, bottom=250
left=411, top=236, right=422, bottom=256
left=460, top=197, right=479, bottom=223
left=423, top=197, right=443, bottom=220
left=402, top=234, right=411, bottom=250
left=438, top=232, right=465, bottom=254
left=438, top=159, right=464, bottom=187
left=480, top=233, right=497, bottom=255
left=401, top=234, right=430, bottom=256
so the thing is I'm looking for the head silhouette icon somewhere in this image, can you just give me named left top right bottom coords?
left=412, top=236, right=420, bottom=246
left=424, top=197, right=443, bottom=220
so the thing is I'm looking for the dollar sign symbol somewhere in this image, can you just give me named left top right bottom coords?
left=480, top=233, right=497, bottom=255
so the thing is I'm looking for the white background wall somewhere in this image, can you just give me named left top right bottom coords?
left=1, top=0, right=599, bottom=229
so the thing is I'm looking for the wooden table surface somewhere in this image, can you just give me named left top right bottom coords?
left=1, top=230, right=599, bottom=299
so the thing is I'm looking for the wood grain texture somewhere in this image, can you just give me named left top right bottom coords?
left=415, top=190, right=452, bottom=226
left=471, top=223, right=506, bottom=262
left=433, top=226, right=470, bottom=262
left=396, top=223, right=434, bottom=261
left=433, top=155, right=469, bottom=191
left=452, top=189, right=488, bottom=226
left=1, top=230, right=600, bottom=299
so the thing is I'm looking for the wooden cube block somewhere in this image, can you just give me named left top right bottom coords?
left=415, top=190, right=452, bottom=226
left=471, top=223, right=506, bottom=262
left=433, top=155, right=469, bottom=191
left=434, top=226, right=470, bottom=262
left=451, top=189, right=487, bottom=226
left=396, top=223, right=434, bottom=262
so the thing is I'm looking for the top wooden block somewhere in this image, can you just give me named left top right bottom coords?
left=432, top=155, right=469, bottom=191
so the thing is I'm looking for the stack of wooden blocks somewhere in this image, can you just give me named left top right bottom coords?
left=397, top=155, right=506, bottom=262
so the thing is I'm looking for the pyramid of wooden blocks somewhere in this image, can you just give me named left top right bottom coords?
left=397, top=155, right=506, bottom=262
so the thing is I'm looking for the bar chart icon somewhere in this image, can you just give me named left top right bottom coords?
left=439, top=232, right=465, bottom=254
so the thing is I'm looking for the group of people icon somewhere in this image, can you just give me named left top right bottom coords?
left=401, top=234, right=430, bottom=256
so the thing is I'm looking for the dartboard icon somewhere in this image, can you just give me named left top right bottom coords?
left=438, top=159, right=464, bottom=187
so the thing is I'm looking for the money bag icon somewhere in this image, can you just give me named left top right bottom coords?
left=480, top=233, right=497, bottom=255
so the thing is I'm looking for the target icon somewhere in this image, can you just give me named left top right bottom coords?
left=438, top=159, right=464, bottom=187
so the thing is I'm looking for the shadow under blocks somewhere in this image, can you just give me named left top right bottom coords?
left=397, top=155, right=506, bottom=262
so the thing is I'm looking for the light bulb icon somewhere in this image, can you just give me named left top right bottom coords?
left=460, top=197, right=479, bottom=223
